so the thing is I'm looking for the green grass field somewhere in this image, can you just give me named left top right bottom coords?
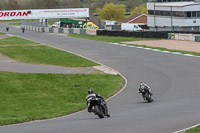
left=184, top=126, right=200, bottom=133
left=68, top=34, right=163, bottom=44
left=0, top=20, right=22, bottom=23
left=0, top=71, right=123, bottom=125
left=0, top=36, right=98, bottom=67
left=9, top=23, right=21, bottom=26
left=0, top=36, right=124, bottom=125
left=0, top=32, right=5, bottom=34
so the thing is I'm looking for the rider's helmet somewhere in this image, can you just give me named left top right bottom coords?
left=140, top=82, right=145, bottom=89
left=88, top=88, right=94, bottom=94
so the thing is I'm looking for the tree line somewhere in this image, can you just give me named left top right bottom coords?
left=0, top=0, right=147, bottom=12
left=0, top=0, right=148, bottom=23
left=97, top=3, right=147, bottom=23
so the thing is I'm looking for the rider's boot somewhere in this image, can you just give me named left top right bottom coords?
left=88, top=108, right=94, bottom=113
left=143, top=96, right=146, bottom=100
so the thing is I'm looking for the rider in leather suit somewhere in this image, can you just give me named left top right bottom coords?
left=138, top=82, right=152, bottom=99
left=86, top=88, right=110, bottom=117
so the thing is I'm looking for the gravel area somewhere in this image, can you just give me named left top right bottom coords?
left=122, top=40, right=200, bottom=53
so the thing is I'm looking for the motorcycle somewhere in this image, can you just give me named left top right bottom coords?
left=140, top=89, right=153, bottom=103
left=86, top=93, right=110, bottom=118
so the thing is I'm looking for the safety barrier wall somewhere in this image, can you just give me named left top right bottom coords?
left=169, top=33, right=200, bottom=42
left=175, top=34, right=194, bottom=41
left=22, top=25, right=97, bottom=36
left=87, top=29, right=97, bottom=35
left=59, top=28, right=63, bottom=33
left=97, top=30, right=169, bottom=38
left=195, top=35, right=200, bottom=42
left=45, top=27, right=49, bottom=33
left=63, top=28, right=69, bottom=34
left=80, top=29, right=86, bottom=34
left=22, top=25, right=200, bottom=42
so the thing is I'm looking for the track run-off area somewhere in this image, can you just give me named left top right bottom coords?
left=0, top=23, right=200, bottom=133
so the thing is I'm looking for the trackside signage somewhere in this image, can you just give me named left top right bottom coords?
left=0, top=8, right=89, bottom=20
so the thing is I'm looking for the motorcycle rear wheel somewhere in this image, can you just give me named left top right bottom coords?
left=144, top=93, right=153, bottom=102
left=94, top=105, right=104, bottom=118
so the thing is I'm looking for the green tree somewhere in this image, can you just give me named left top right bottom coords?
left=97, top=3, right=126, bottom=23
left=131, top=4, right=148, bottom=16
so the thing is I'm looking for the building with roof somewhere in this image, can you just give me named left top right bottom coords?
left=121, top=14, right=147, bottom=24
left=121, top=14, right=148, bottom=30
left=147, top=0, right=200, bottom=31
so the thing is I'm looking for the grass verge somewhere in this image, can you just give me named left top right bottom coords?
left=0, top=71, right=123, bottom=125
left=184, top=126, right=200, bottom=133
left=0, top=32, right=5, bottom=35
left=0, top=36, right=98, bottom=67
left=68, top=34, right=163, bottom=44
left=9, top=23, right=21, bottom=26
left=0, top=20, right=22, bottom=23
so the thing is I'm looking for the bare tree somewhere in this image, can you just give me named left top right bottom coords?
left=42, top=0, right=59, bottom=9
left=24, top=0, right=59, bottom=9
left=5, top=0, right=20, bottom=10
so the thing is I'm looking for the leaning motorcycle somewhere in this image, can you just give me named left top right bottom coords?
left=86, top=94, right=109, bottom=118
left=140, top=89, right=153, bottom=102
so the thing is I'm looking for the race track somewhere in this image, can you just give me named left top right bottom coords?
left=0, top=23, right=200, bottom=133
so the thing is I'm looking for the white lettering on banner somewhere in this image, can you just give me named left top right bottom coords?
left=0, top=8, right=89, bottom=20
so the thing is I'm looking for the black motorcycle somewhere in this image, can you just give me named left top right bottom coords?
left=86, top=94, right=109, bottom=118
left=140, top=89, right=153, bottom=103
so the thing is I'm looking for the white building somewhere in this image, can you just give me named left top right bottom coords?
left=147, top=0, right=200, bottom=31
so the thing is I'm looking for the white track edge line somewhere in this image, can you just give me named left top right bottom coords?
left=112, top=42, right=200, bottom=58
left=173, top=123, right=200, bottom=133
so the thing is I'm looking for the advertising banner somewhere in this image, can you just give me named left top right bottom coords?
left=0, top=8, right=89, bottom=20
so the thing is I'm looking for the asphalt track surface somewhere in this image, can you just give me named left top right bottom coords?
left=1, top=24, right=200, bottom=133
